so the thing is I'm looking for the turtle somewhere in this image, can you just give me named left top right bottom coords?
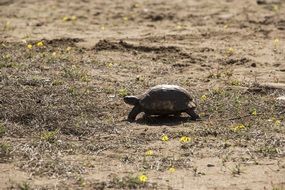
left=123, top=84, right=200, bottom=122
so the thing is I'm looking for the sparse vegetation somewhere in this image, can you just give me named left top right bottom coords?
left=0, top=142, right=12, bottom=162
left=118, top=88, right=129, bottom=97
left=17, top=182, right=31, bottom=190
left=40, top=130, right=59, bottom=143
left=62, top=65, right=91, bottom=82
left=231, top=164, right=242, bottom=176
left=107, top=175, right=157, bottom=189
left=0, top=0, right=285, bottom=189
left=0, top=122, right=5, bottom=137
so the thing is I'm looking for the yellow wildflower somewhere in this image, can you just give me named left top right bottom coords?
left=251, top=108, right=257, bottom=116
left=27, top=44, right=33, bottom=49
left=275, top=120, right=281, bottom=126
left=145, top=150, right=153, bottom=156
left=273, top=5, right=279, bottom=11
left=176, top=25, right=182, bottom=29
left=227, top=47, right=234, bottom=56
left=118, top=88, right=128, bottom=97
left=63, top=16, right=69, bottom=21
left=138, top=174, right=148, bottom=183
left=3, top=54, right=11, bottom=59
left=200, top=95, right=207, bottom=101
left=71, top=15, right=77, bottom=21
left=232, top=124, right=246, bottom=132
left=66, top=46, right=72, bottom=51
left=5, top=21, right=10, bottom=27
left=37, top=41, right=44, bottom=47
left=274, top=38, right=279, bottom=44
left=161, top=134, right=169, bottom=142
left=123, top=16, right=128, bottom=21
left=107, top=63, right=113, bottom=68
left=179, top=136, right=191, bottom=143
left=168, top=167, right=176, bottom=173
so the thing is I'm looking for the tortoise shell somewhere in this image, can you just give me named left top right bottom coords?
left=124, top=84, right=199, bottom=121
left=139, top=85, right=194, bottom=114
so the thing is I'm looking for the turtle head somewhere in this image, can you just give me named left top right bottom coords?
left=124, top=96, right=139, bottom=105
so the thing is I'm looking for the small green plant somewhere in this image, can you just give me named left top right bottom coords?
left=224, top=69, right=233, bottom=78
left=272, top=185, right=285, bottom=190
left=67, top=85, right=78, bottom=96
left=110, top=176, right=141, bottom=189
left=62, top=65, right=91, bottom=82
left=230, top=80, right=241, bottom=86
left=40, top=130, right=59, bottom=143
left=3, top=21, right=14, bottom=31
left=108, top=175, right=155, bottom=189
left=212, top=87, right=224, bottom=95
left=207, top=71, right=222, bottom=79
left=272, top=188, right=282, bottom=190
left=76, top=176, right=85, bottom=187
left=118, top=88, right=128, bottom=97
left=0, top=142, right=12, bottom=161
left=52, top=79, right=64, bottom=86
left=103, top=87, right=115, bottom=94
left=18, top=182, right=31, bottom=190
left=231, top=164, right=242, bottom=176
left=258, top=146, right=278, bottom=156
left=0, top=62, right=13, bottom=69
left=0, top=123, right=5, bottom=137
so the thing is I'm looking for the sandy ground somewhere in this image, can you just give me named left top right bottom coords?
left=0, top=0, right=285, bottom=189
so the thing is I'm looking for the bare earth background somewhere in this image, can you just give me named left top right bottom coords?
left=0, top=0, right=285, bottom=189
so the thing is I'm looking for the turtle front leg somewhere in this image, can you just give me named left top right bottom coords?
left=185, top=107, right=200, bottom=120
left=127, top=105, right=142, bottom=122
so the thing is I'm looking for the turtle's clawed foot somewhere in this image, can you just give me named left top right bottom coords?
left=127, top=105, right=142, bottom=122
left=186, top=108, right=200, bottom=121
left=192, top=116, right=202, bottom=121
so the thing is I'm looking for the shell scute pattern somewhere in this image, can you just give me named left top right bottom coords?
left=124, top=85, right=200, bottom=121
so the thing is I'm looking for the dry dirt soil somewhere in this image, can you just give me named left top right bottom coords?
left=1, top=0, right=285, bottom=189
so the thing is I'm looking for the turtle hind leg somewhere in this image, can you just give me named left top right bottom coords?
left=185, top=108, right=200, bottom=120
left=127, top=105, right=142, bottom=122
